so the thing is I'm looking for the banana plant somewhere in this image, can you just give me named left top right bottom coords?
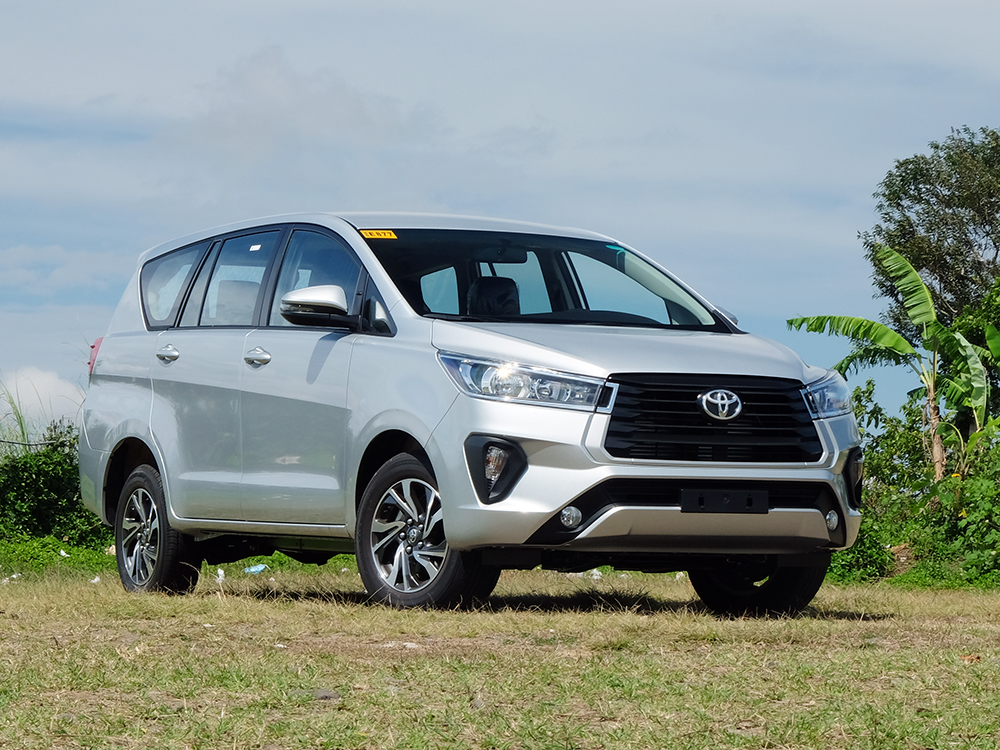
left=788, top=245, right=989, bottom=481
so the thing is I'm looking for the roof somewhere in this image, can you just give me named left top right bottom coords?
left=137, top=212, right=616, bottom=266
left=335, top=212, right=612, bottom=241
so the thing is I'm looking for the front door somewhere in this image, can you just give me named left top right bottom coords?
left=238, top=228, right=363, bottom=525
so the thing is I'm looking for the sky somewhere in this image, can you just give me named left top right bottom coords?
left=2, top=0, right=999, bottom=425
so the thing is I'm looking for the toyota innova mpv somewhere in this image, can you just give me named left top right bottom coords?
left=79, top=213, right=862, bottom=615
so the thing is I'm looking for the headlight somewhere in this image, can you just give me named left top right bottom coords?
left=803, top=371, right=853, bottom=418
left=439, top=353, right=607, bottom=411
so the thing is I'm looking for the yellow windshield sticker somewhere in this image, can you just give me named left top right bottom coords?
left=360, top=229, right=398, bottom=239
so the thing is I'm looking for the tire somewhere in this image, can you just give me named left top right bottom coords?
left=688, top=556, right=830, bottom=617
left=115, top=464, right=200, bottom=594
left=356, top=453, right=499, bottom=608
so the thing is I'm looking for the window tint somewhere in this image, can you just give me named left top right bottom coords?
left=140, top=241, right=209, bottom=328
left=178, top=244, right=217, bottom=328
left=365, top=229, right=725, bottom=330
left=479, top=252, right=551, bottom=314
left=420, top=267, right=459, bottom=314
left=361, top=279, right=395, bottom=335
left=200, top=231, right=282, bottom=327
left=568, top=252, right=671, bottom=324
left=269, top=230, right=362, bottom=326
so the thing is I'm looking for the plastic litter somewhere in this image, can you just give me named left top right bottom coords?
left=59, top=549, right=70, bottom=558
left=90, top=576, right=101, bottom=584
left=216, top=568, right=225, bottom=582
left=243, top=564, right=269, bottom=574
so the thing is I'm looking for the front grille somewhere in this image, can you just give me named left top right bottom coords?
left=604, top=374, right=823, bottom=463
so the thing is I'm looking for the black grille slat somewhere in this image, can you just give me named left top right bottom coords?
left=605, top=374, right=823, bottom=463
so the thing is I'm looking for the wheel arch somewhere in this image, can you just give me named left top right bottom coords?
left=104, top=438, right=159, bottom=525
left=354, top=430, right=432, bottom=512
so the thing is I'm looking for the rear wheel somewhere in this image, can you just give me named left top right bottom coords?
left=115, top=465, right=199, bottom=594
left=688, top=557, right=829, bottom=616
left=356, top=453, right=499, bottom=608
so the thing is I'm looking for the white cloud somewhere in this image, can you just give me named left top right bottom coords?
left=162, top=48, right=443, bottom=173
left=0, top=303, right=113, bottom=390
left=0, top=367, right=84, bottom=425
left=0, top=244, right=128, bottom=296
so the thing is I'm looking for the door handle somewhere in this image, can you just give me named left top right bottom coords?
left=156, top=345, right=180, bottom=362
left=244, top=346, right=272, bottom=366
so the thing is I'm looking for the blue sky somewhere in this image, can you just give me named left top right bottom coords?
left=2, top=0, right=999, bottom=422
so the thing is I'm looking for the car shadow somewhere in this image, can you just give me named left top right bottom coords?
left=227, top=583, right=892, bottom=619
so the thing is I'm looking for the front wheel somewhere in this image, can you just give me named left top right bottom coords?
left=356, top=453, right=499, bottom=608
left=688, top=556, right=830, bottom=616
left=115, top=464, right=199, bottom=594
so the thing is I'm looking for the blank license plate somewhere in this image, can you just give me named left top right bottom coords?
left=680, top=489, right=769, bottom=514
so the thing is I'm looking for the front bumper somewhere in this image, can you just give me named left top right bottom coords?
left=428, top=396, right=862, bottom=555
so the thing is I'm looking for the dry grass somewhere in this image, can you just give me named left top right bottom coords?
left=2, top=568, right=999, bottom=749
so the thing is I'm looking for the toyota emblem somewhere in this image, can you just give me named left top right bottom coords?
left=699, top=389, right=743, bottom=421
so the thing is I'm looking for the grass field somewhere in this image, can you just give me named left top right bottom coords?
left=2, top=567, right=999, bottom=750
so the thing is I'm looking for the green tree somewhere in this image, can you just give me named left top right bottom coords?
left=861, top=126, right=1000, bottom=338
left=788, top=245, right=988, bottom=480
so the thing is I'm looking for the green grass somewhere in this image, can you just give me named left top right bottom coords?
left=1, top=569, right=999, bottom=749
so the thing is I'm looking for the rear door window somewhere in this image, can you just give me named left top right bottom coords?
left=193, top=231, right=282, bottom=327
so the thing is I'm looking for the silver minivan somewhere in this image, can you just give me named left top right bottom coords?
left=79, top=213, right=862, bottom=614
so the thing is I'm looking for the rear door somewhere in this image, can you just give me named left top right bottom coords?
left=149, top=228, right=284, bottom=521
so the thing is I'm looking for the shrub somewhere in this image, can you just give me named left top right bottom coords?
left=827, top=515, right=894, bottom=583
left=0, top=421, right=112, bottom=549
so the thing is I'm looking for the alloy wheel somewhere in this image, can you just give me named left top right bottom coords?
left=368, top=477, right=448, bottom=593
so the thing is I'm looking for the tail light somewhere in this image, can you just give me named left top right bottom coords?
left=88, top=337, right=104, bottom=378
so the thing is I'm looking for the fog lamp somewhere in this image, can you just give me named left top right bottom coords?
left=825, top=510, right=840, bottom=532
left=560, top=506, right=583, bottom=529
left=484, top=446, right=509, bottom=488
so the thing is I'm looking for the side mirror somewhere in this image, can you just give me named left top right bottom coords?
left=280, top=285, right=351, bottom=326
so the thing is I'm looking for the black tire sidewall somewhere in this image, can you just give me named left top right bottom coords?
left=356, top=453, right=480, bottom=608
left=115, top=464, right=198, bottom=594
left=689, top=558, right=830, bottom=617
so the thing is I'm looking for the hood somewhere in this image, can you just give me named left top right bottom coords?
left=430, top=321, right=827, bottom=384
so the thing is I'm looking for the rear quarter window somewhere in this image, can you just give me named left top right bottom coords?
left=140, top=241, right=210, bottom=328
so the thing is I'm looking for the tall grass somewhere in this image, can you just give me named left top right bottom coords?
left=0, top=381, right=64, bottom=461
left=0, top=383, right=33, bottom=461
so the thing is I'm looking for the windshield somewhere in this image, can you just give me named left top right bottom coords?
left=364, top=229, right=728, bottom=330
